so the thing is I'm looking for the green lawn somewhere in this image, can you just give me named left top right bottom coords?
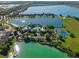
left=62, top=17, right=79, bottom=53
left=0, top=55, right=7, bottom=58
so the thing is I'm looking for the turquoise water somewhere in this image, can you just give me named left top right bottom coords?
left=20, top=5, right=79, bottom=17
left=16, top=42, right=68, bottom=58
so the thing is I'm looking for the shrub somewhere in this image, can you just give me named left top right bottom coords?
left=30, top=30, right=37, bottom=33
left=70, top=33, right=75, bottom=38
left=47, top=25, right=54, bottom=29
left=45, top=33, right=51, bottom=41
left=59, top=35, right=65, bottom=42
left=76, top=52, right=79, bottom=57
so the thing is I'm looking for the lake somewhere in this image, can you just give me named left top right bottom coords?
left=9, top=17, right=63, bottom=27
left=20, top=5, right=79, bottom=17
left=16, top=42, right=68, bottom=58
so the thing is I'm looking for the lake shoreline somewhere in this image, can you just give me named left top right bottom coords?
left=16, top=39, right=75, bottom=58
left=15, top=41, right=69, bottom=58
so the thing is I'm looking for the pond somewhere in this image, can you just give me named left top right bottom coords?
left=55, top=28, right=69, bottom=36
